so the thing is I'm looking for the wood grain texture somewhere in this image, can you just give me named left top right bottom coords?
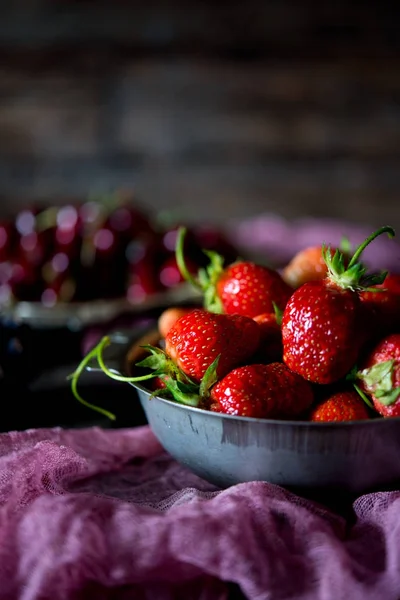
left=0, top=1, right=399, bottom=231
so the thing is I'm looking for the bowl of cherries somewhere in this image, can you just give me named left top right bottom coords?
left=0, top=192, right=238, bottom=383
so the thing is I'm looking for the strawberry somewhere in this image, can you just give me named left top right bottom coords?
left=356, top=333, right=400, bottom=417
left=251, top=306, right=283, bottom=363
left=165, top=308, right=261, bottom=383
left=359, top=272, right=400, bottom=336
left=309, top=390, right=370, bottom=422
left=215, top=262, right=293, bottom=318
left=157, top=306, right=197, bottom=339
left=281, top=226, right=395, bottom=385
left=382, top=272, right=400, bottom=294
left=281, top=244, right=349, bottom=289
left=69, top=308, right=261, bottom=415
left=175, top=226, right=293, bottom=318
left=208, top=362, right=314, bottom=419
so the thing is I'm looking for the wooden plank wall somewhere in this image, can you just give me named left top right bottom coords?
left=0, top=0, right=399, bottom=230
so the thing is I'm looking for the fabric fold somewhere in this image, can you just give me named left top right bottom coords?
left=1, top=425, right=400, bottom=600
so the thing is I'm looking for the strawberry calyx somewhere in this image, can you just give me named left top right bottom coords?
left=346, top=366, right=375, bottom=409
left=69, top=336, right=204, bottom=417
left=272, top=301, right=283, bottom=326
left=176, top=226, right=227, bottom=313
left=323, top=225, right=395, bottom=291
left=199, top=355, right=221, bottom=398
left=135, top=344, right=202, bottom=406
left=150, top=376, right=202, bottom=407
left=356, top=360, right=400, bottom=406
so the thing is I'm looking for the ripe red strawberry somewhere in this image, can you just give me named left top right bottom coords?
left=281, top=245, right=343, bottom=289
left=359, top=272, right=400, bottom=336
left=165, top=308, right=261, bottom=383
left=208, top=362, right=314, bottom=418
left=251, top=308, right=283, bottom=363
left=148, top=375, right=168, bottom=392
left=382, top=272, right=400, bottom=294
left=309, top=390, right=370, bottom=422
left=281, top=226, right=395, bottom=385
left=157, top=306, right=197, bottom=339
left=215, top=262, right=293, bottom=318
left=175, top=226, right=293, bottom=318
left=356, top=333, right=400, bottom=417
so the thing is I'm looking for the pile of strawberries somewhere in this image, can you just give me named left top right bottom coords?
left=72, top=225, right=400, bottom=423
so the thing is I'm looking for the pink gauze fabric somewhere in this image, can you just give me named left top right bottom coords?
left=1, top=425, right=400, bottom=600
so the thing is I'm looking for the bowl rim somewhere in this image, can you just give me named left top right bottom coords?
left=131, top=379, right=400, bottom=429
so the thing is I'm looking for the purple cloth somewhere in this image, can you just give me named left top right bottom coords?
left=1, top=425, right=400, bottom=599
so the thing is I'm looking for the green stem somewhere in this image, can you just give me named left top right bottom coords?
left=68, top=339, right=116, bottom=421
left=97, top=339, right=159, bottom=383
left=165, top=385, right=201, bottom=407
left=348, top=226, right=395, bottom=268
left=176, top=227, right=203, bottom=291
left=353, top=383, right=375, bottom=410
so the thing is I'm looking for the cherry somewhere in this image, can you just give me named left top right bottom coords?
left=0, top=220, right=16, bottom=261
left=53, top=204, right=82, bottom=261
left=41, top=275, right=76, bottom=307
left=192, top=225, right=238, bottom=266
left=0, top=198, right=241, bottom=307
left=126, top=237, right=164, bottom=301
left=15, top=231, right=47, bottom=268
left=6, top=257, right=43, bottom=301
left=14, top=206, right=39, bottom=236
left=161, top=225, right=199, bottom=256
left=126, top=269, right=163, bottom=302
left=0, top=283, right=12, bottom=306
left=106, top=202, right=154, bottom=239
left=0, top=261, right=12, bottom=285
left=78, top=225, right=125, bottom=300
left=158, top=254, right=198, bottom=288
left=126, top=235, right=164, bottom=270
left=41, top=251, right=76, bottom=303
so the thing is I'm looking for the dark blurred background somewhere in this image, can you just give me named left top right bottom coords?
left=0, top=0, right=400, bottom=230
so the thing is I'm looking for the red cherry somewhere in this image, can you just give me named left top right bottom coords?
left=42, top=251, right=72, bottom=285
left=15, top=206, right=40, bottom=236
left=158, top=254, right=197, bottom=288
left=15, top=231, right=47, bottom=267
left=6, top=257, right=43, bottom=301
left=41, top=276, right=76, bottom=306
left=126, top=236, right=163, bottom=269
left=125, top=236, right=165, bottom=298
left=0, top=283, right=12, bottom=306
left=0, top=261, right=13, bottom=285
left=0, top=220, right=16, bottom=261
left=193, top=225, right=238, bottom=266
left=78, top=226, right=125, bottom=300
left=161, top=225, right=199, bottom=254
left=126, top=271, right=163, bottom=302
left=54, top=205, right=82, bottom=260
left=78, top=201, right=105, bottom=231
left=106, top=203, right=154, bottom=239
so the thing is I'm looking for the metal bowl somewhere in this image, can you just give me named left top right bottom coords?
left=97, top=330, right=400, bottom=497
